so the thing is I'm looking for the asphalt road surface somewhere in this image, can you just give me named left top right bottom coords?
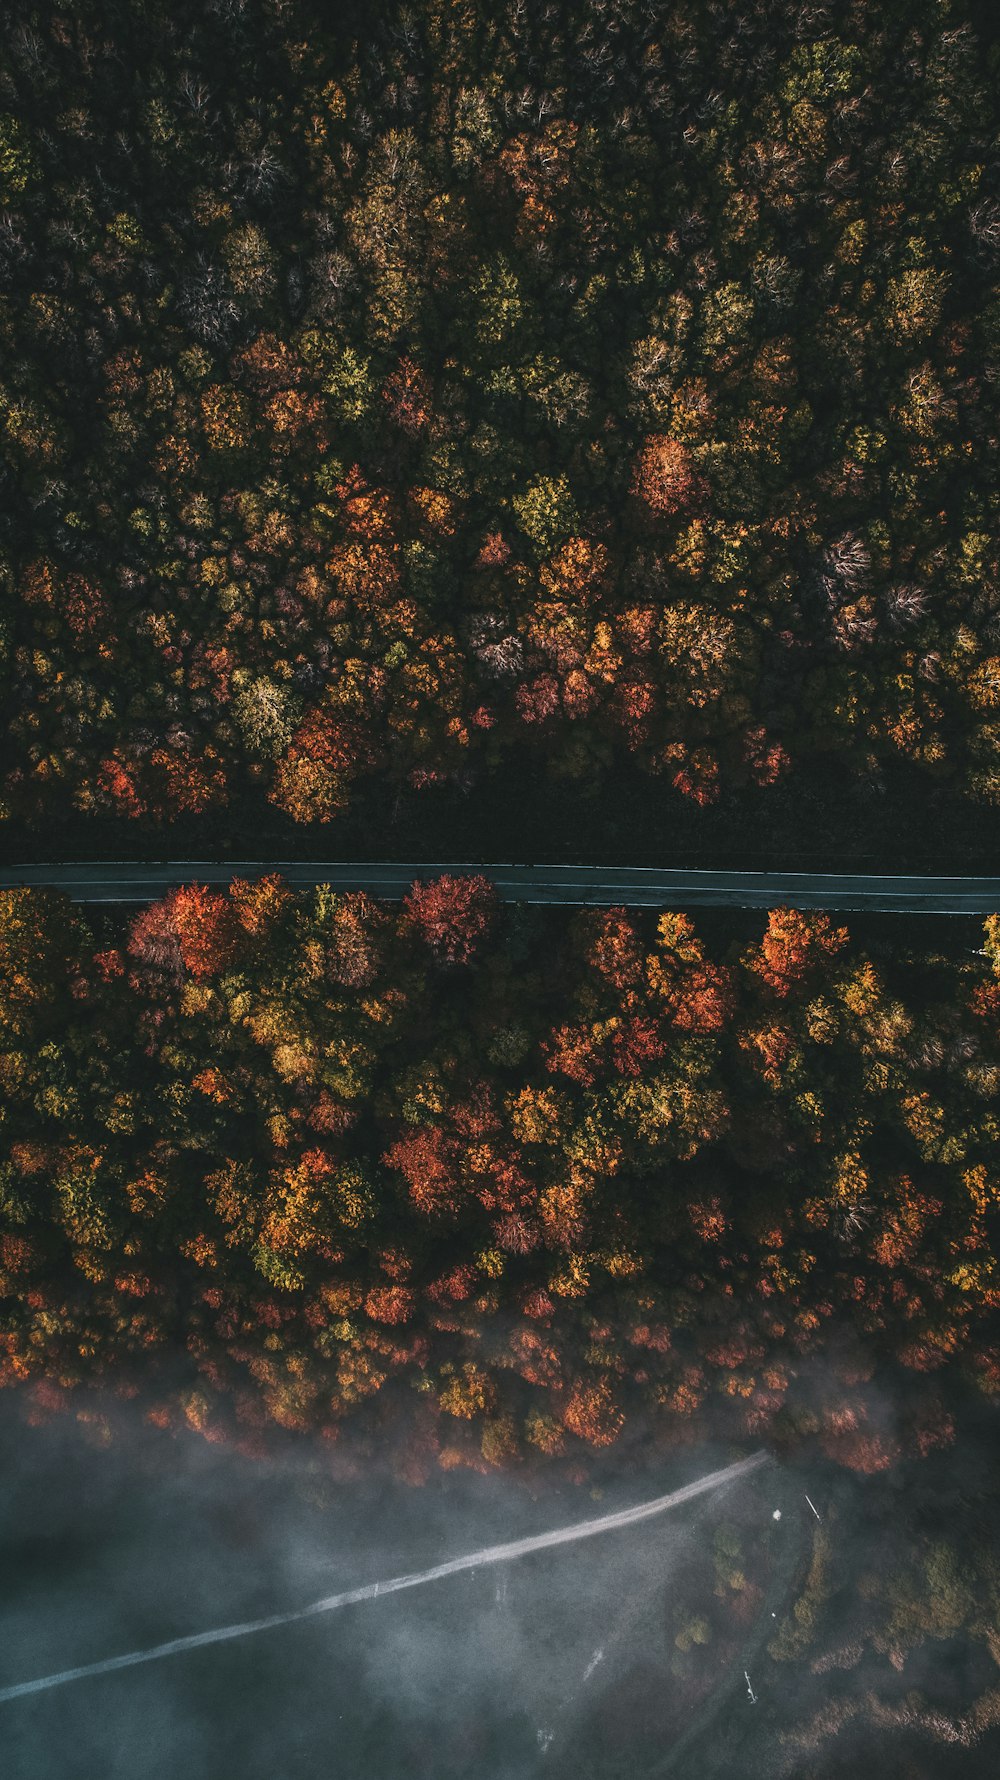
left=2, top=862, right=999, bottom=912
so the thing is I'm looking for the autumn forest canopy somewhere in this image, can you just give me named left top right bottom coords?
left=5, top=1, right=1000, bottom=1766
left=1, top=0, right=1000, bottom=841
left=2, top=876, right=1000, bottom=1478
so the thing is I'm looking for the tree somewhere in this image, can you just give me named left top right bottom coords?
left=632, top=435, right=699, bottom=517
left=402, top=874, right=497, bottom=965
left=382, top=357, right=432, bottom=436
left=128, top=885, right=238, bottom=981
left=561, top=1376, right=624, bottom=1447
left=382, top=1126, right=459, bottom=1217
left=315, top=891, right=390, bottom=989
left=745, top=909, right=849, bottom=998
left=576, top=908, right=643, bottom=990
left=984, top=916, right=1000, bottom=976
left=230, top=875, right=293, bottom=939
left=511, top=476, right=579, bottom=559
left=0, top=890, right=79, bottom=1037
left=270, top=712, right=376, bottom=823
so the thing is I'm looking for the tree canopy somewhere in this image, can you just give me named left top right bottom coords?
left=1, top=0, right=999, bottom=829
left=2, top=879, right=999, bottom=1478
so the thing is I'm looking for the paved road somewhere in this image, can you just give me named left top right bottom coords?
left=1, top=862, right=999, bottom=912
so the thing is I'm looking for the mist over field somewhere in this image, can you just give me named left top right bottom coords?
left=2, top=1391, right=1000, bottom=1780
left=0, top=1412, right=778, bottom=1779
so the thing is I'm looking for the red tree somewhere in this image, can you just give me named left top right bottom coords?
left=402, top=874, right=497, bottom=964
left=128, top=885, right=239, bottom=981
left=610, top=1015, right=666, bottom=1076
left=365, top=1285, right=415, bottom=1324
left=672, top=963, right=736, bottom=1033
left=382, top=1126, right=459, bottom=1215
left=515, top=675, right=561, bottom=725
left=747, top=908, right=848, bottom=998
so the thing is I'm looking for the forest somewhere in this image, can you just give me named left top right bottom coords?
left=1, top=0, right=1000, bottom=840
left=2, top=875, right=998, bottom=1478
left=7, top=874, right=1000, bottom=1767
left=3, top=0, right=1000, bottom=1768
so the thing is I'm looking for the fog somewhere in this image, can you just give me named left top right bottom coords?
left=0, top=1410, right=783, bottom=1779
left=5, top=1395, right=998, bottom=1779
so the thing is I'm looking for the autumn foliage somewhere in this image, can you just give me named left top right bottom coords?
left=1, top=879, right=998, bottom=1478
left=747, top=909, right=849, bottom=998
left=632, top=436, right=699, bottom=517
left=3, top=0, right=1000, bottom=831
left=128, top=885, right=238, bottom=981
left=402, top=874, right=498, bottom=964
